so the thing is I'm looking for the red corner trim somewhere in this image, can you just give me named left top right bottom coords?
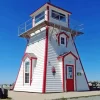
left=62, top=57, right=65, bottom=92
left=42, top=6, right=49, bottom=93
left=13, top=44, right=28, bottom=90
left=42, top=26, right=49, bottom=93
left=72, top=37, right=90, bottom=90
left=30, top=58, right=32, bottom=85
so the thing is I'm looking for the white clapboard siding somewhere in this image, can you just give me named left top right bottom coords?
left=14, top=30, right=46, bottom=92
left=46, top=27, right=89, bottom=92
left=67, top=35, right=89, bottom=91
left=46, top=27, right=63, bottom=92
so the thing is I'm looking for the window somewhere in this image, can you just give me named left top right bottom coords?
left=35, top=11, right=45, bottom=23
left=61, top=37, right=65, bottom=44
left=25, top=62, right=30, bottom=83
left=52, top=10, right=66, bottom=22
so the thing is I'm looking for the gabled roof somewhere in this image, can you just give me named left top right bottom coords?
left=30, top=2, right=72, bottom=17
left=57, top=51, right=78, bottom=60
left=56, top=32, right=69, bottom=38
left=23, top=53, right=37, bottom=61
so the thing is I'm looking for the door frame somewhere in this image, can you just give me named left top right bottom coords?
left=66, top=64, right=75, bottom=92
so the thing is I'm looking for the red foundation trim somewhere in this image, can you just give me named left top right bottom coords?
left=72, top=38, right=90, bottom=90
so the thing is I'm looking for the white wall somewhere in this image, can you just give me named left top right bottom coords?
left=67, top=35, right=89, bottom=91
left=46, top=27, right=89, bottom=92
left=14, top=29, right=46, bottom=92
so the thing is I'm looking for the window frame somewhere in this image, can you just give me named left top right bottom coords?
left=61, top=37, right=65, bottom=45
left=24, top=61, right=30, bottom=84
left=51, top=10, right=66, bottom=22
left=35, top=11, right=45, bottom=24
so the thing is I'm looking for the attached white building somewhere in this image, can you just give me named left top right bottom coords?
left=14, top=2, right=89, bottom=93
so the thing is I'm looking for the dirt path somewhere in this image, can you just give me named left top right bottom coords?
left=8, top=91, right=100, bottom=100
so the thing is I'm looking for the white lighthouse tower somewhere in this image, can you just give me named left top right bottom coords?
left=14, top=2, right=89, bottom=93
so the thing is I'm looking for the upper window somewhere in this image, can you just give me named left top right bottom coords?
left=61, top=37, right=65, bottom=44
left=25, top=62, right=30, bottom=83
left=52, top=10, right=66, bottom=22
left=35, top=11, right=45, bottom=23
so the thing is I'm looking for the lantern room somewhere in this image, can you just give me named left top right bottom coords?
left=18, top=3, right=74, bottom=38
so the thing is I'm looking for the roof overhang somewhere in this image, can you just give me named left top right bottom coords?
left=30, top=2, right=72, bottom=17
left=23, top=53, right=37, bottom=61
left=57, top=51, right=78, bottom=60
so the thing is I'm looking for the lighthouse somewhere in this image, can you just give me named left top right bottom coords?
left=14, top=2, right=89, bottom=93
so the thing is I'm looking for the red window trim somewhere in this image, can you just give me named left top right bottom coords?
left=23, top=54, right=37, bottom=86
left=56, top=32, right=69, bottom=47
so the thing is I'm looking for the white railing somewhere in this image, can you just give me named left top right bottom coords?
left=18, top=15, right=84, bottom=36
left=18, top=18, right=33, bottom=36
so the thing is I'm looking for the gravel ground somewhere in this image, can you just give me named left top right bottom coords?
left=8, top=91, right=100, bottom=100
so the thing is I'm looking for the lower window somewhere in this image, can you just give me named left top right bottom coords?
left=25, top=62, right=30, bottom=83
left=25, top=73, right=29, bottom=83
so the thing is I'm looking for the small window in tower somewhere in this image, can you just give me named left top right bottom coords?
left=25, top=62, right=30, bottom=83
left=52, top=10, right=66, bottom=22
left=61, top=37, right=65, bottom=44
left=35, top=11, right=45, bottom=23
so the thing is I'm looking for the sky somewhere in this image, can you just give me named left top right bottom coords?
left=0, top=0, right=100, bottom=84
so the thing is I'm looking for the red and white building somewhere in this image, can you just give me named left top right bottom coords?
left=14, top=2, right=89, bottom=93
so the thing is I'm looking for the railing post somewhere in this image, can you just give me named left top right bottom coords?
left=25, top=22, right=26, bottom=32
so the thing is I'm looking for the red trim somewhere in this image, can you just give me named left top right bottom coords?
left=23, top=53, right=37, bottom=61
left=30, top=58, right=32, bottom=85
left=72, top=37, right=90, bottom=90
left=66, top=64, right=74, bottom=91
left=57, top=32, right=69, bottom=46
left=47, top=3, right=72, bottom=14
left=58, top=51, right=78, bottom=60
left=13, top=45, right=28, bottom=90
left=42, top=5, right=49, bottom=93
left=62, top=57, right=65, bottom=92
left=75, top=59, right=77, bottom=91
left=30, top=3, right=71, bottom=17
left=42, top=26, right=49, bottom=93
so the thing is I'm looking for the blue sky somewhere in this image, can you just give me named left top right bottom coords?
left=0, top=0, right=100, bottom=84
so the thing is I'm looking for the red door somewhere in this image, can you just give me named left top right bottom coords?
left=66, top=65, right=74, bottom=91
